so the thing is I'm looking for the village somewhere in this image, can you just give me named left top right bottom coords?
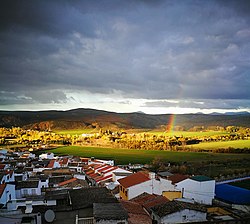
left=0, top=148, right=249, bottom=224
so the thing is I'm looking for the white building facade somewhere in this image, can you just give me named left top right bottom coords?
left=176, top=175, right=215, bottom=205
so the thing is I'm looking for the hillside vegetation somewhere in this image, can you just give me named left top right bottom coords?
left=1, top=108, right=250, bottom=130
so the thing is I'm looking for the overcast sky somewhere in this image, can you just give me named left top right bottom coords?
left=0, top=0, right=250, bottom=114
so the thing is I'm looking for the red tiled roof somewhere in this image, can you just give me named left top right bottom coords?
left=58, top=178, right=77, bottom=186
left=101, top=166, right=118, bottom=174
left=86, top=170, right=94, bottom=175
left=97, top=165, right=112, bottom=172
left=95, top=164, right=108, bottom=171
left=118, top=172, right=150, bottom=188
left=143, top=195, right=169, bottom=210
left=0, top=183, right=6, bottom=197
left=89, top=173, right=100, bottom=179
left=47, top=159, right=55, bottom=168
left=120, top=200, right=147, bottom=215
left=0, top=164, right=5, bottom=170
left=120, top=200, right=151, bottom=224
left=62, top=158, right=68, bottom=165
left=168, top=174, right=188, bottom=184
left=81, top=158, right=89, bottom=163
left=132, top=192, right=157, bottom=204
left=131, top=193, right=169, bottom=211
left=96, top=174, right=112, bottom=183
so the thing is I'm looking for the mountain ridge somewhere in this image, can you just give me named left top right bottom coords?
left=0, top=108, right=250, bottom=130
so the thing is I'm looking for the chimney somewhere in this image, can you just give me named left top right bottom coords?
left=25, top=201, right=33, bottom=214
left=149, top=172, right=156, bottom=179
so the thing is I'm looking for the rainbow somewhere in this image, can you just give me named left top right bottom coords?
left=166, top=114, right=176, bottom=133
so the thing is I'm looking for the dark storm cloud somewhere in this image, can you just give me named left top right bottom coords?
left=0, top=0, right=250, bottom=110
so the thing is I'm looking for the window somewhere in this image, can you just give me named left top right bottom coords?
left=23, top=189, right=28, bottom=196
left=31, top=189, right=36, bottom=195
left=125, top=190, right=127, bottom=197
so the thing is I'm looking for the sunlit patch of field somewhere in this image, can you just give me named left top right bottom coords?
left=146, top=130, right=230, bottom=137
left=187, top=140, right=250, bottom=151
left=46, top=145, right=250, bottom=165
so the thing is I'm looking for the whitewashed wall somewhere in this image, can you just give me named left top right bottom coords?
left=176, top=179, right=215, bottom=205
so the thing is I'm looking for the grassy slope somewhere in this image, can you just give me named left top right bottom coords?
left=53, top=129, right=230, bottom=137
left=147, top=130, right=230, bottom=137
left=229, top=179, right=250, bottom=190
left=47, top=146, right=250, bottom=165
left=187, top=139, right=250, bottom=150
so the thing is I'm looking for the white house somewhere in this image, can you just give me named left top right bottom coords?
left=39, top=152, right=55, bottom=160
left=0, top=183, right=16, bottom=207
left=151, top=200, right=207, bottom=224
left=176, top=175, right=215, bottom=205
left=0, top=170, right=15, bottom=184
left=16, top=180, right=41, bottom=198
left=118, top=172, right=175, bottom=200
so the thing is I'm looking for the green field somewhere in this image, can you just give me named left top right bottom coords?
left=147, top=130, right=230, bottom=137
left=46, top=146, right=250, bottom=165
left=54, top=129, right=230, bottom=137
left=187, top=140, right=250, bottom=150
left=229, top=179, right=250, bottom=190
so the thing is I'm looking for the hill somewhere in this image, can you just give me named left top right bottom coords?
left=0, top=108, right=250, bottom=130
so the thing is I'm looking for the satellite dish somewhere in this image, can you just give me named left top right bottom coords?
left=44, top=209, right=55, bottom=223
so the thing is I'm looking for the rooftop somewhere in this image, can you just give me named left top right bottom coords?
left=93, top=203, right=128, bottom=221
left=151, top=200, right=207, bottom=218
left=190, top=175, right=213, bottom=182
left=16, top=180, right=39, bottom=189
left=118, top=172, right=150, bottom=188
left=69, top=187, right=117, bottom=210
left=167, top=174, right=189, bottom=184
left=131, top=192, right=169, bottom=212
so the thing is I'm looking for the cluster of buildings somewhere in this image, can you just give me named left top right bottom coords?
left=0, top=148, right=249, bottom=224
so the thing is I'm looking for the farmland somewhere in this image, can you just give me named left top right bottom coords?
left=186, top=139, right=250, bottom=151
left=47, top=145, right=250, bottom=165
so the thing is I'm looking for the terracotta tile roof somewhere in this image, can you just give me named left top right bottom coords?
left=131, top=192, right=169, bottom=212
left=118, top=172, right=150, bottom=188
left=143, top=195, right=169, bottom=211
left=101, top=166, right=118, bottom=174
left=81, top=158, right=89, bottom=163
left=151, top=200, right=207, bottom=217
left=167, top=174, right=188, bottom=184
left=0, top=164, right=5, bottom=170
left=86, top=170, right=94, bottom=175
left=128, top=213, right=152, bottom=224
left=96, top=165, right=111, bottom=172
left=89, top=173, right=100, bottom=179
left=0, top=183, right=6, bottom=197
left=62, top=158, right=68, bottom=165
left=96, top=174, right=112, bottom=183
left=58, top=178, right=77, bottom=186
left=47, top=159, right=55, bottom=168
left=120, top=200, right=147, bottom=215
left=120, top=200, right=151, bottom=224
left=95, top=164, right=108, bottom=171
